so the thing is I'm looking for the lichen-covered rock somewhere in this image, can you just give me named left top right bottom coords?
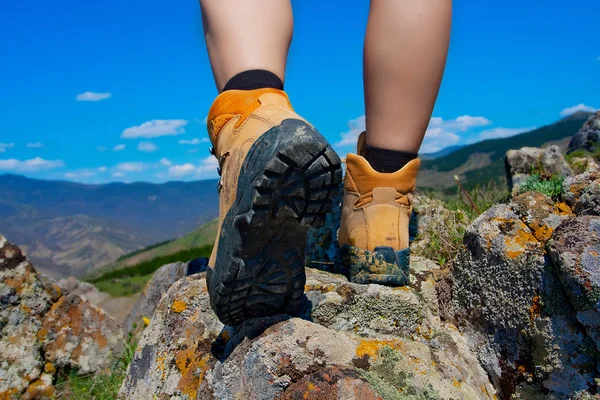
left=450, top=205, right=597, bottom=398
left=569, top=111, right=600, bottom=152
left=562, top=171, right=600, bottom=216
left=0, top=235, right=124, bottom=399
left=124, top=261, right=189, bottom=335
left=570, top=156, right=600, bottom=174
left=511, top=191, right=572, bottom=244
left=505, top=146, right=573, bottom=191
left=549, top=216, right=600, bottom=357
left=120, top=271, right=496, bottom=399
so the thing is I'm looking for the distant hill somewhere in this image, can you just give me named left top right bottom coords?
left=418, top=112, right=591, bottom=190
left=420, top=145, right=464, bottom=160
left=0, top=175, right=219, bottom=278
left=89, top=218, right=218, bottom=279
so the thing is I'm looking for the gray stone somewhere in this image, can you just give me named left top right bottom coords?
left=549, top=216, right=600, bottom=356
left=57, top=276, right=111, bottom=305
left=450, top=205, right=597, bottom=398
left=123, top=261, right=188, bottom=336
left=569, top=111, right=600, bottom=152
left=562, top=171, right=600, bottom=216
left=120, top=271, right=496, bottom=399
left=505, top=146, right=573, bottom=191
left=0, top=235, right=124, bottom=399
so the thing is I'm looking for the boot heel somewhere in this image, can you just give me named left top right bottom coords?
left=340, top=245, right=410, bottom=286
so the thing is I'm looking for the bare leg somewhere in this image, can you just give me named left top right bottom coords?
left=200, top=0, right=293, bottom=92
left=364, top=0, right=452, bottom=153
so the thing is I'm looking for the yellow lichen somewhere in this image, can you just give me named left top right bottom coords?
left=452, top=379, right=462, bottom=388
left=171, top=299, right=187, bottom=313
left=44, top=363, right=56, bottom=375
left=355, top=339, right=403, bottom=360
left=143, top=317, right=151, bottom=326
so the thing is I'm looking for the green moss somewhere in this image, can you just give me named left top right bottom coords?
left=92, top=274, right=153, bottom=297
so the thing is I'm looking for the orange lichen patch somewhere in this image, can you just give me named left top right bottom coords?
left=355, top=339, right=403, bottom=360
left=48, top=295, right=66, bottom=314
left=171, top=299, right=187, bottom=313
left=0, top=388, right=21, bottom=399
left=452, top=379, right=462, bottom=388
left=4, top=274, right=26, bottom=294
left=529, top=223, right=554, bottom=243
left=36, top=328, right=47, bottom=341
left=23, top=379, right=55, bottom=399
left=502, top=226, right=538, bottom=259
left=393, top=286, right=411, bottom=291
left=44, top=363, right=56, bottom=375
left=21, top=305, right=31, bottom=314
left=93, top=329, right=108, bottom=348
left=529, top=295, right=542, bottom=320
left=517, top=365, right=526, bottom=374
left=555, top=202, right=573, bottom=216
left=175, top=347, right=212, bottom=398
left=304, top=283, right=335, bottom=293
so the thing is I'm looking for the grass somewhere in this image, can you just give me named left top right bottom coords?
left=92, top=274, right=153, bottom=297
left=53, top=325, right=138, bottom=399
left=564, top=145, right=600, bottom=174
left=115, top=239, right=174, bottom=262
left=518, top=174, right=564, bottom=200
left=86, top=245, right=212, bottom=296
left=414, top=180, right=509, bottom=266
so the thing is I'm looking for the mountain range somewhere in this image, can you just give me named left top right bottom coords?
left=0, top=175, right=219, bottom=278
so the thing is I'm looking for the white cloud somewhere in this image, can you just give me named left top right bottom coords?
left=179, top=138, right=208, bottom=145
left=0, top=157, right=64, bottom=171
left=113, top=144, right=126, bottom=152
left=117, top=162, right=145, bottom=172
left=0, top=143, right=15, bottom=153
left=137, top=141, right=159, bottom=152
left=98, top=166, right=107, bottom=172
left=336, top=116, right=366, bottom=147
left=160, top=158, right=172, bottom=166
left=168, top=156, right=219, bottom=178
left=121, top=119, right=188, bottom=139
left=76, top=91, right=112, bottom=101
left=478, top=127, right=536, bottom=140
left=113, top=172, right=125, bottom=178
left=64, top=169, right=97, bottom=179
left=560, top=104, right=597, bottom=117
left=26, top=142, right=44, bottom=148
left=420, top=115, right=491, bottom=153
left=168, top=163, right=196, bottom=177
left=97, top=146, right=107, bottom=152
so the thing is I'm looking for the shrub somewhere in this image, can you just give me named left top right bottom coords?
left=518, top=174, right=564, bottom=199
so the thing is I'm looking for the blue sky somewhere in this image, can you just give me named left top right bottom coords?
left=1, top=0, right=598, bottom=183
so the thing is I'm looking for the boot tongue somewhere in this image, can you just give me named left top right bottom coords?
left=346, top=153, right=420, bottom=195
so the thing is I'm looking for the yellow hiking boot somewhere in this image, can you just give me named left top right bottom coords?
left=205, top=88, right=342, bottom=325
left=338, top=133, right=420, bottom=286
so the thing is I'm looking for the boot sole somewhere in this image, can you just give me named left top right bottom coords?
left=207, top=119, right=342, bottom=325
left=340, top=245, right=410, bottom=286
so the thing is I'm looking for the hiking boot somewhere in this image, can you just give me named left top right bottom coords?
left=338, top=132, right=420, bottom=286
left=206, top=88, right=342, bottom=325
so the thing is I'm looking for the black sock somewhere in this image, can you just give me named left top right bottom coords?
left=222, top=69, right=284, bottom=92
left=364, top=144, right=418, bottom=173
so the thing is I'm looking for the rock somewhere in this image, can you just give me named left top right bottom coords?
left=57, top=276, right=111, bottom=305
left=562, top=171, right=600, bottom=216
left=123, top=261, right=188, bottom=336
left=511, top=191, right=572, bottom=244
left=505, top=146, right=573, bottom=191
left=120, top=271, right=496, bottom=399
left=570, top=157, right=600, bottom=174
left=0, top=235, right=124, bottom=399
left=549, top=216, right=600, bottom=358
left=569, top=111, right=600, bottom=153
left=449, top=205, right=597, bottom=398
